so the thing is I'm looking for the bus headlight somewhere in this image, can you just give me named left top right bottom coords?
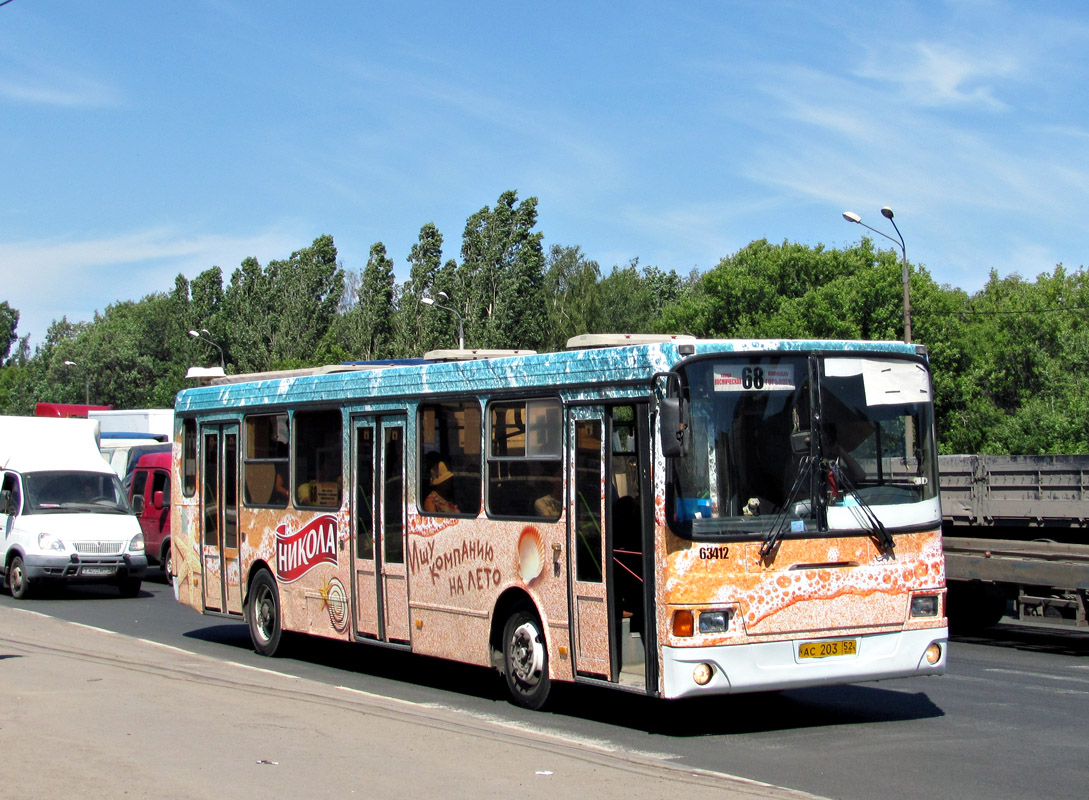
left=924, top=642, right=943, bottom=665
left=911, top=594, right=939, bottom=618
left=129, top=533, right=146, bottom=553
left=699, top=610, right=730, bottom=634
left=38, top=532, right=66, bottom=552
left=692, top=663, right=715, bottom=685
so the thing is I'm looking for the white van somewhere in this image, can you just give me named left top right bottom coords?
left=0, top=416, right=148, bottom=599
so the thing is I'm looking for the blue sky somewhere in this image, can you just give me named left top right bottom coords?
left=2, top=0, right=1088, bottom=347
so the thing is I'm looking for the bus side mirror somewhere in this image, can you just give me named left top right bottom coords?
left=660, top=397, right=689, bottom=458
left=0, top=490, right=15, bottom=516
left=132, top=495, right=145, bottom=514
left=153, top=490, right=166, bottom=510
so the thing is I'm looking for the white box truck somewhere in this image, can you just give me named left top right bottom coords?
left=1, top=416, right=148, bottom=598
left=89, top=408, right=174, bottom=481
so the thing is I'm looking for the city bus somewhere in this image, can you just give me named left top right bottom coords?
left=170, top=335, right=947, bottom=708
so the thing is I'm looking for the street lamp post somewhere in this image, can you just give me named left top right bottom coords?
left=421, top=291, right=465, bottom=350
left=842, top=206, right=912, bottom=343
left=62, top=360, right=90, bottom=404
left=188, top=328, right=225, bottom=370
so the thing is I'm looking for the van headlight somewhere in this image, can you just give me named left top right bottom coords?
left=38, top=532, right=66, bottom=552
left=129, top=533, right=146, bottom=553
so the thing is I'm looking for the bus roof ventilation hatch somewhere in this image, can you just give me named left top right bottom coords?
left=565, top=334, right=698, bottom=350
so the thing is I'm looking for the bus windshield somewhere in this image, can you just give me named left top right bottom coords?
left=666, top=354, right=939, bottom=539
left=21, top=470, right=132, bottom=515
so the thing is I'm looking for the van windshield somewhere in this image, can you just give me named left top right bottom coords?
left=21, top=471, right=131, bottom=515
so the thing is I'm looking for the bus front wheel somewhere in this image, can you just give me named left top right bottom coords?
left=248, top=570, right=283, bottom=656
left=502, top=607, right=551, bottom=710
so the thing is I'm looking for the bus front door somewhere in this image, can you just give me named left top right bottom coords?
left=568, top=404, right=650, bottom=689
left=568, top=408, right=613, bottom=679
left=351, top=415, right=410, bottom=644
left=200, top=422, right=242, bottom=616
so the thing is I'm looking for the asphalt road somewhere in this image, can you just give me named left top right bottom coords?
left=3, top=576, right=1087, bottom=800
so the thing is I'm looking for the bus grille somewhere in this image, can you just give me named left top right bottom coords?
left=73, top=541, right=125, bottom=555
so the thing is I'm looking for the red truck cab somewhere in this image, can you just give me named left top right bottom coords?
left=128, top=451, right=171, bottom=580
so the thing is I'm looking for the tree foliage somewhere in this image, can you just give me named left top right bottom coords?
left=0, top=198, right=1085, bottom=457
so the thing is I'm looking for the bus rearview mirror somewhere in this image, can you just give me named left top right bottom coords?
left=660, top=397, right=689, bottom=458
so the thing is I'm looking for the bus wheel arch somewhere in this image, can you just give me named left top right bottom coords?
left=246, top=563, right=283, bottom=657
left=492, top=591, right=552, bottom=710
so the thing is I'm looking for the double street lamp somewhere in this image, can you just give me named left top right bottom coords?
left=188, top=328, right=225, bottom=370
left=842, top=206, right=912, bottom=343
left=421, top=291, right=465, bottom=350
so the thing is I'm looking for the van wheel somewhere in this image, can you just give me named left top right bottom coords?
left=248, top=570, right=283, bottom=656
left=502, top=606, right=551, bottom=709
left=162, top=545, right=173, bottom=586
left=8, top=556, right=32, bottom=600
left=118, top=578, right=142, bottom=598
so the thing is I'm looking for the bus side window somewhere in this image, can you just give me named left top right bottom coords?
left=182, top=418, right=197, bottom=497
left=294, top=409, right=343, bottom=508
left=419, top=401, right=481, bottom=517
left=244, top=413, right=289, bottom=507
left=487, top=399, right=562, bottom=519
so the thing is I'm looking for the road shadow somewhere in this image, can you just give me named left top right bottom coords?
left=544, top=680, right=944, bottom=736
left=952, top=619, right=1089, bottom=658
left=178, top=622, right=944, bottom=733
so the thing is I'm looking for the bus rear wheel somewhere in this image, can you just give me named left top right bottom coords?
left=502, top=607, right=551, bottom=710
left=248, top=569, right=283, bottom=656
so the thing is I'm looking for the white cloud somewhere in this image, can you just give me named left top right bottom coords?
left=0, top=227, right=303, bottom=346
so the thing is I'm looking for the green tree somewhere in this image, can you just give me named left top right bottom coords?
left=542, top=244, right=602, bottom=351
left=456, top=191, right=547, bottom=350
left=223, top=236, right=344, bottom=371
left=393, top=223, right=449, bottom=356
left=356, top=242, right=396, bottom=360
left=0, top=301, right=18, bottom=362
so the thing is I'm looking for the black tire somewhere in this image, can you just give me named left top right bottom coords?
left=8, top=555, right=32, bottom=600
left=248, top=569, right=283, bottom=657
left=161, top=542, right=173, bottom=586
left=118, top=578, right=142, bottom=598
left=502, top=606, right=551, bottom=710
left=948, top=583, right=1005, bottom=632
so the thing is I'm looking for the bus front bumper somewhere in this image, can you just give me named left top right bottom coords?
left=662, top=627, right=947, bottom=699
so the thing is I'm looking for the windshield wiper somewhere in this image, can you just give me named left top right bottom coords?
left=833, top=466, right=895, bottom=552
left=761, top=454, right=815, bottom=558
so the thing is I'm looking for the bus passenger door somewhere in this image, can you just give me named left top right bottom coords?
left=200, top=422, right=242, bottom=616
left=567, top=407, right=613, bottom=679
left=351, top=415, right=410, bottom=644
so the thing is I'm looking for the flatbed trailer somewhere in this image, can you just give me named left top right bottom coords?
left=939, top=454, right=1089, bottom=628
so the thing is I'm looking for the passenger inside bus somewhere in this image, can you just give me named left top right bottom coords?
left=424, top=461, right=460, bottom=514
left=534, top=476, right=563, bottom=518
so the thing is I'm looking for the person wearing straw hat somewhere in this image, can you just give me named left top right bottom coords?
left=424, top=460, right=460, bottom=514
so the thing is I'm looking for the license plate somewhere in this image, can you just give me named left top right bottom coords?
left=799, top=639, right=857, bottom=659
left=81, top=566, right=113, bottom=576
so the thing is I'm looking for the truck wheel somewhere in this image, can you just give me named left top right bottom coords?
left=248, top=570, right=283, bottom=656
left=118, top=578, right=142, bottom=598
left=8, top=556, right=32, bottom=600
left=502, top=606, right=551, bottom=709
left=949, top=583, right=1005, bottom=632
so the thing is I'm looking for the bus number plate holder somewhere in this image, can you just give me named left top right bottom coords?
left=798, top=639, right=858, bottom=659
